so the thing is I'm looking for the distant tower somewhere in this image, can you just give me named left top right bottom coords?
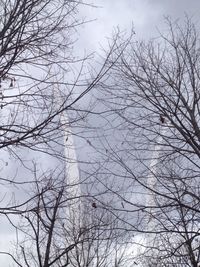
left=143, top=130, right=164, bottom=266
left=120, top=127, right=166, bottom=267
left=58, top=93, right=83, bottom=266
left=146, top=131, right=164, bottom=227
left=60, top=110, right=81, bottom=223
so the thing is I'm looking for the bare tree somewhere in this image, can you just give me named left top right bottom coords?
left=0, top=0, right=126, bottom=266
left=0, top=0, right=109, bottom=156
left=0, top=172, right=128, bottom=267
left=92, top=17, right=200, bottom=266
left=0, top=0, right=121, bottom=216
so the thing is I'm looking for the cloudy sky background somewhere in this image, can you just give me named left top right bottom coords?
left=2, top=1, right=200, bottom=266
left=78, top=0, right=200, bottom=54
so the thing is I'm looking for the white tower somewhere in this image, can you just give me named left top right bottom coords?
left=59, top=101, right=85, bottom=266
left=60, top=110, right=81, bottom=223
left=142, top=129, right=165, bottom=266
left=116, top=126, right=166, bottom=267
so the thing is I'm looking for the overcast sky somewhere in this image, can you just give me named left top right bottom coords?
left=3, top=1, right=200, bottom=266
left=78, top=0, right=200, bottom=54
